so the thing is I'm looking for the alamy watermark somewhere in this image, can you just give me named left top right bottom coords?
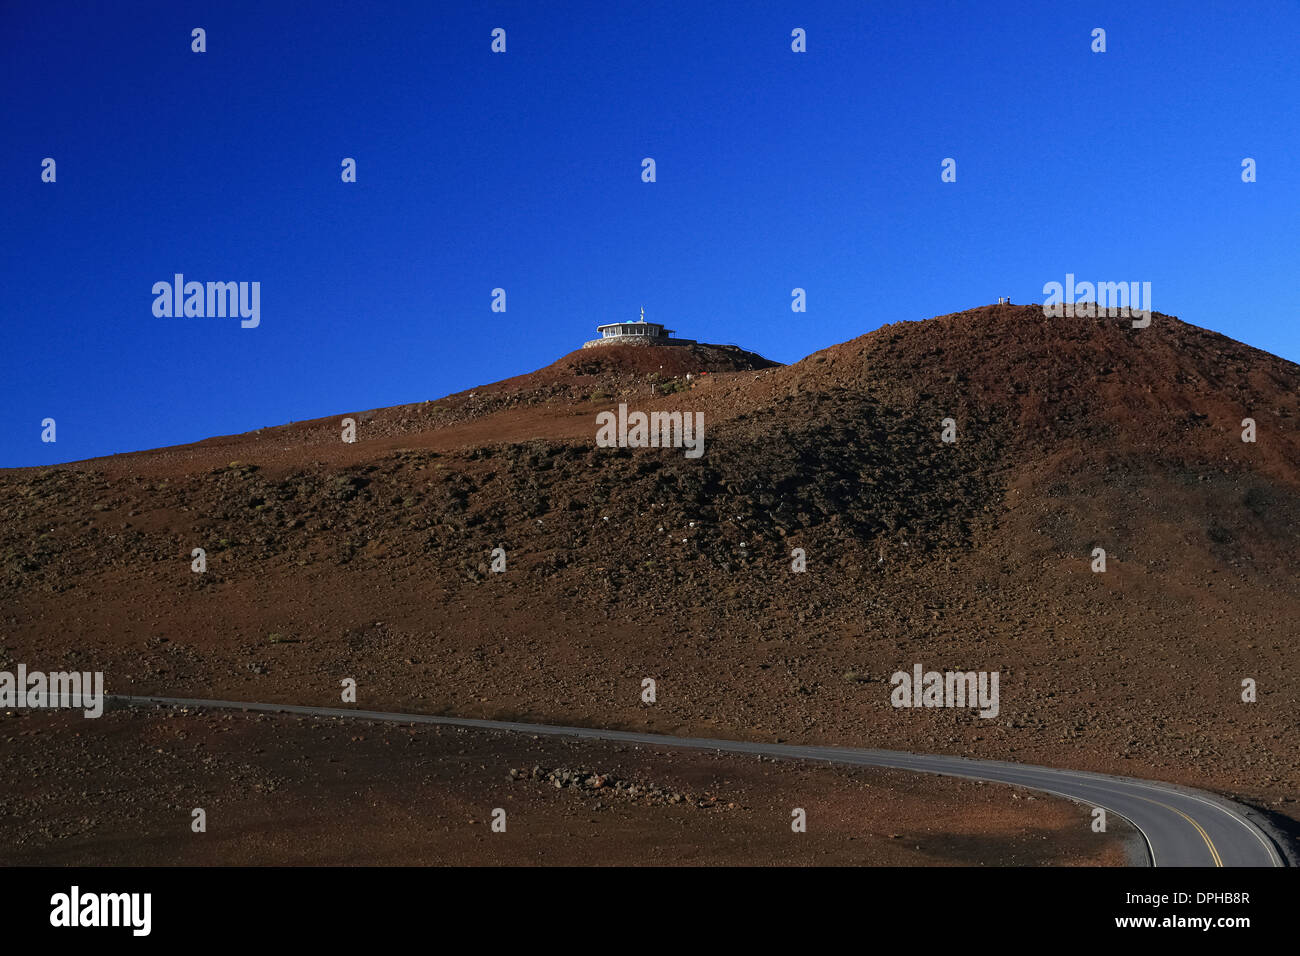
left=50, top=886, right=150, bottom=936
left=890, top=663, right=999, bottom=718
left=0, top=665, right=103, bottom=717
left=595, top=403, right=704, bottom=458
left=1042, top=274, right=1151, bottom=328
left=152, top=274, right=260, bottom=328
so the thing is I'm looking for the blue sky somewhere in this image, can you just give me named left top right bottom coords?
left=3, top=0, right=1297, bottom=466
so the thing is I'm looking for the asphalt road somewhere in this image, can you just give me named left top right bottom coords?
left=110, top=694, right=1286, bottom=867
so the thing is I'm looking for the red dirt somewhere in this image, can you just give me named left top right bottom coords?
left=0, top=707, right=1135, bottom=866
left=2, top=304, right=1298, bottom=859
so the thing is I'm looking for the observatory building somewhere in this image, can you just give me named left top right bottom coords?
left=583, top=308, right=696, bottom=348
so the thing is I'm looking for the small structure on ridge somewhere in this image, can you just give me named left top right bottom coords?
left=583, top=307, right=696, bottom=348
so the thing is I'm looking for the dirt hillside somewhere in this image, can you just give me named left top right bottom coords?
left=3, top=305, right=1298, bottom=832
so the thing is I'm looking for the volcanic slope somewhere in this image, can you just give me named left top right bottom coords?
left=3, top=305, right=1299, bottom=827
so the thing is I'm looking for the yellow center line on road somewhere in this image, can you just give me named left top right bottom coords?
left=1129, top=793, right=1224, bottom=866
left=1060, top=779, right=1225, bottom=866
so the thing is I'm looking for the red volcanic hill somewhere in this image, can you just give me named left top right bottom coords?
left=45, top=340, right=778, bottom=477
left=3, top=305, right=1300, bottom=825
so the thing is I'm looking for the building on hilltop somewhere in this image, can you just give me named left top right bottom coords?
left=583, top=308, right=696, bottom=348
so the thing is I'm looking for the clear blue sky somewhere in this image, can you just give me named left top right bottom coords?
left=3, top=0, right=1297, bottom=466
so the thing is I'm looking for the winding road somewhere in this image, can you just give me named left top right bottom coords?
left=110, top=694, right=1286, bottom=867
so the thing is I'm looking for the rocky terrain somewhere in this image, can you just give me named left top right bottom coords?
left=2, top=306, right=1298, bottom=864
left=0, top=706, right=1135, bottom=866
